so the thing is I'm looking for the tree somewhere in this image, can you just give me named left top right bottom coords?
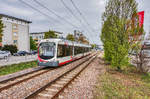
left=44, top=30, right=57, bottom=39
left=101, top=0, right=138, bottom=70
left=91, top=44, right=96, bottom=49
left=2, top=45, right=18, bottom=54
left=66, top=34, right=75, bottom=41
left=78, top=35, right=89, bottom=44
left=0, top=17, right=4, bottom=43
left=30, top=37, right=37, bottom=50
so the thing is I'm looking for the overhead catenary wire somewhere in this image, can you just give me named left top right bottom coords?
left=19, top=0, right=59, bottom=24
left=60, top=0, right=94, bottom=44
left=33, top=0, right=79, bottom=29
left=19, top=0, right=96, bottom=44
left=70, top=0, right=96, bottom=33
left=60, top=0, right=94, bottom=42
left=69, top=0, right=97, bottom=43
left=69, top=0, right=98, bottom=43
left=60, top=0, right=82, bottom=24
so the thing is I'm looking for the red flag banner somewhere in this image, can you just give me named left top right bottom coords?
left=137, top=11, right=144, bottom=27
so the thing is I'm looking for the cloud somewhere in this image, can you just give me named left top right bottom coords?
left=5, top=0, right=18, bottom=3
left=99, top=0, right=105, bottom=6
left=3, top=0, right=149, bottom=45
left=0, top=3, right=33, bottom=16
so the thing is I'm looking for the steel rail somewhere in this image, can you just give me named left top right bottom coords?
left=0, top=67, right=46, bottom=83
left=24, top=53, right=96, bottom=99
left=0, top=69, right=52, bottom=92
left=52, top=55, right=97, bottom=99
left=0, top=53, right=92, bottom=92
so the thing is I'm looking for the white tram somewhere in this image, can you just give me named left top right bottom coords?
left=38, top=38, right=91, bottom=67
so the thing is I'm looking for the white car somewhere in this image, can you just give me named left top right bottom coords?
left=143, top=50, right=150, bottom=58
left=0, top=51, right=11, bottom=59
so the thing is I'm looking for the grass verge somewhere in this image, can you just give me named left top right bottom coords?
left=94, top=66, right=150, bottom=99
left=0, top=61, right=37, bottom=76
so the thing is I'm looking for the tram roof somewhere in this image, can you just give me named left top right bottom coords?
left=40, top=38, right=91, bottom=48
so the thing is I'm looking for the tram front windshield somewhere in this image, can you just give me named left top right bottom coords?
left=39, top=42, right=55, bottom=60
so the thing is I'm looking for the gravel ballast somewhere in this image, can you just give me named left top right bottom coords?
left=0, top=54, right=93, bottom=99
left=60, top=53, right=105, bottom=99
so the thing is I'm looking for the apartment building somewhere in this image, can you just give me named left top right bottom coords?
left=0, top=14, right=31, bottom=51
left=30, top=31, right=63, bottom=43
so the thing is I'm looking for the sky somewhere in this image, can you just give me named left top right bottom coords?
left=0, top=0, right=149, bottom=45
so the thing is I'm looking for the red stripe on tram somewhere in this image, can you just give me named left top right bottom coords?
left=59, top=59, right=73, bottom=66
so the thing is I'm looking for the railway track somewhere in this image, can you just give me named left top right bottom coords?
left=24, top=54, right=97, bottom=99
left=0, top=68, right=52, bottom=92
left=0, top=66, right=47, bottom=84
left=0, top=53, right=93, bottom=93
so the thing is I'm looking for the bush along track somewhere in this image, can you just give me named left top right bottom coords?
left=0, top=61, right=37, bottom=76
left=94, top=65, right=150, bottom=99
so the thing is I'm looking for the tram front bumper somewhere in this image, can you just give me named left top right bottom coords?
left=38, top=61, right=59, bottom=67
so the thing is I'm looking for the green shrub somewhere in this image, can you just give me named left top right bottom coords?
left=2, top=45, right=18, bottom=54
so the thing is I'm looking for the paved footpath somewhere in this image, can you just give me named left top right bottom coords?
left=0, top=55, right=37, bottom=67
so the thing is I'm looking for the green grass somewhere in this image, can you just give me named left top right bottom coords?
left=0, top=61, right=37, bottom=76
left=141, top=73, right=150, bottom=83
left=94, top=66, right=150, bottom=99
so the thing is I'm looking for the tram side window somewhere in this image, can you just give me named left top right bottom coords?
left=65, top=45, right=73, bottom=56
left=85, top=47, right=87, bottom=52
left=86, top=47, right=88, bottom=52
left=82, top=47, right=84, bottom=53
left=89, top=48, right=91, bottom=52
left=66, top=46, right=70, bottom=56
left=69, top=46, right=73, bottom=56
left=86, top=48, right=88, bottom=52
left=75, top=46, right=86, bottom=55
left=78, top=47, right=82, bottom=54
left=57, top=45, right=65, bottom=57
left=80, top=47, right=83, bottom=54
left=57, top=45, right=73, bottom=57
left=77, top=47, right=80, bottom=54
left=84, top=47, right=87, bottom=52
left=74, top=46, right=78, bottom=55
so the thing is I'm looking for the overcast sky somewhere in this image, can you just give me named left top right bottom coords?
left=0, top=0, right=149, bottom=44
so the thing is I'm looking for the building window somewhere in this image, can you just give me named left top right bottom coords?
left=13, top=40, right=17, bottom=44
left=13, top=32, right=17, bottom=36
left=13, top=25, right=17, bottom=29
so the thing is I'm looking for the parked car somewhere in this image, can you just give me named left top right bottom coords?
left=0, top=51, right=11, bottom=59
left=4, top=51, right=11, bottom=56
left=143, top=50, right=150, bottom=58
left=129, top=50, right=137, bottom=55
left=13, top=51, right=30, bottom=56
left=30, top=50, right=37, bottom=55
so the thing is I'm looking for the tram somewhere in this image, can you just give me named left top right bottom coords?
left=38, top=38, right=91, bottom=67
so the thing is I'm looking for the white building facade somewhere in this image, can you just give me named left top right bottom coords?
left=0, top=14, right=31, bottom=51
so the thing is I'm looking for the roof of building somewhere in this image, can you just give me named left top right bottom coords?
left=30, top=31, right=63, bottom=34
left=0, top=13, right=32, bottom=23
